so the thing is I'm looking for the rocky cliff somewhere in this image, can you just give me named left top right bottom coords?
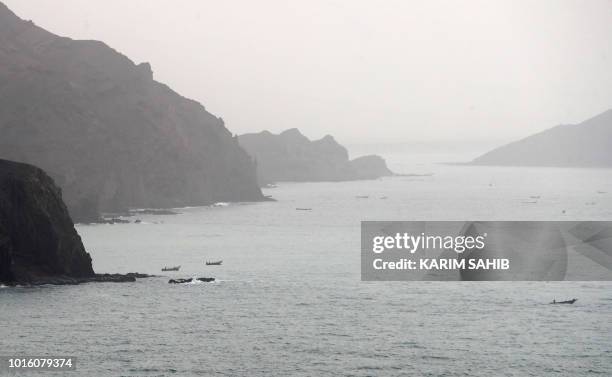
left=0, top=159, right=94, bottom=284
left=0, top=2, right=263, bottom=222
left=349, top=155, right=394, bottom=180
left=472, top=109, right=612, bottom=167
left=238, top=129, right=393, bottom=184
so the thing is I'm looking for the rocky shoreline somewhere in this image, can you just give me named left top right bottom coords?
left=4, top=273, right=154, bottom=287
left=0, top=159, right=156, bottom=287
left=0, top=2, right=265, bottom=223
left=169, top=277, right=215, bottom=284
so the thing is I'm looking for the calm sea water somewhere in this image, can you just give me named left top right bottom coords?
left=2, top=156, right=612, bottom=376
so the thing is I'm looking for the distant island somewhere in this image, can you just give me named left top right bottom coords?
left=0, top=2, right=263, bottom=222
left=238, top=129, right=393, bottom=184
left=0, top=159, right=148, bottom=285
left=472, top=109, right=612, bottom=168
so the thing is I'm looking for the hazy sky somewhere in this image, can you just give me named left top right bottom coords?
left=5, top=0, right=612, bottom=144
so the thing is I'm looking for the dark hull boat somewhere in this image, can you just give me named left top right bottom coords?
left=206, top=260, right=222, bottom=266
left=550, top=298, right=577, bottom=305
left=162, top=266, right=181, bottom=271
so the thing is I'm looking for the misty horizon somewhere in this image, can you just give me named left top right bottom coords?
left=2, top=1, right=612, bottom=375
left=4, top=0, right=612, bottom=144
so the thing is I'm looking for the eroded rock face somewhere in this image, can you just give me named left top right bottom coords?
left=0, top=2, right=263, bottom=222
left=238, top=129, right=393, bottom=184
left=0, top=159, right=94, bottom=284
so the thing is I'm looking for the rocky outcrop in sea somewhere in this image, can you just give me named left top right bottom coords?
left=238, top=129, right=393, bottom=184
left=0, top=159, right=149, bottom=286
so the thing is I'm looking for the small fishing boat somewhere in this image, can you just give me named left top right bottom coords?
left=162, top=265, right=181, bottom=271
left=206, top=260, right=223, bottom=266
left=550, top=298, right=577, bottom=305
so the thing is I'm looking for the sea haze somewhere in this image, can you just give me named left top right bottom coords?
left=2, top=151, right=611, bottom=376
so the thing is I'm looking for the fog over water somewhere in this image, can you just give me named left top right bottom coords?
left=5, top=157, right=612, bottom=376
left=2, top=2, right=612, bottom=375
left=5, top=0, right=612, bottom=144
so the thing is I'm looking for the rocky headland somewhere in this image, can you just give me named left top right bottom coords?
left=0, top=159, right=149, bottom=286
left=238, top=129, right=393, bottom=184
left=471, top=109, right=612, bottom=167
left=0, top=2, right=264, bottom=222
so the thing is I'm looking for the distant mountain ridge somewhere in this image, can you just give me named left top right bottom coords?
left=238, top=129, right=392, bottom=184
left=472, top=109, right=612, bottom=167
left=0, top=2, right=263, bottom=221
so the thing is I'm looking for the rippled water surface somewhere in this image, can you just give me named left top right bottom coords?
left=2, top=163, right=612, bottom=376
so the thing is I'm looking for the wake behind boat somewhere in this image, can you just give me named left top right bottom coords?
left=206, top=260, right=222, bottom=266
left=162, top=265, right=181, bottom=271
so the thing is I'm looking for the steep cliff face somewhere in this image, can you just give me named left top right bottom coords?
left=472, top=109, right=612, bottom=167
left=0, top=159, right=94, bottom=284
left=0, top=3, right=263, bottom=221
left=238, top=129, right=393, bottom=184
